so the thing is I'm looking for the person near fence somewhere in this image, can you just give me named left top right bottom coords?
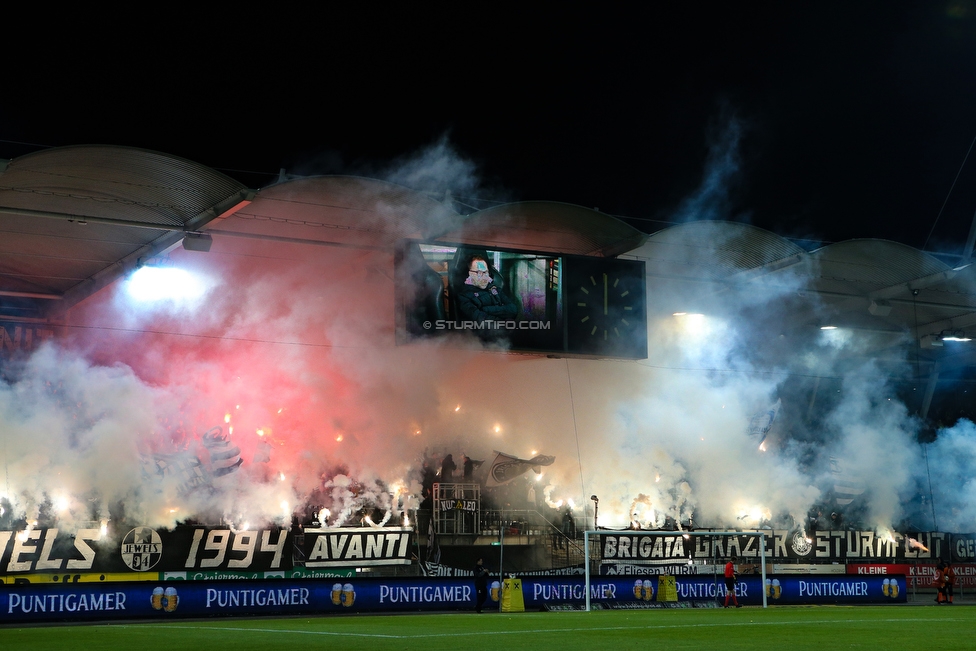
left=558, top=508, right=574, bottom=549
left=945, top=561, right=957, bottom=604
left=440, top=453, right=457, bottom=481
left=935, top=561, right=947, bottom=604
left=936, top=561, right=956, bottom=604
left=474, top=557, right=490, bottom=613
left=724, top=555, right=741, bottom=608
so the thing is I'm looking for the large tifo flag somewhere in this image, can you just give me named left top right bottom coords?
left=748, top=398, right=781, bottom=447
left=202, top=426, right=244, bottom=477
left=486, top=451, right=555, bottom=487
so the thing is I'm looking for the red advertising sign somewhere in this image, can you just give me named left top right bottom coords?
left=847, top=564, right=910, bottom=576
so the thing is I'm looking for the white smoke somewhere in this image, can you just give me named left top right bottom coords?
left=672, top=103, right=746, bottom=224
left=925, top=419, right=976, bottom=531
left=378, top=135, right=481, bottom=199
left=0, top=133, right=951, bottom=540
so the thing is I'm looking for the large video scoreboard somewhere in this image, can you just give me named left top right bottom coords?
left=395, top=240, right=647, bottom=359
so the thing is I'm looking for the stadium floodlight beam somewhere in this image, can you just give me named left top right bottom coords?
left=126, top=260, right=209, bottom=303
left=941, top=330, right=971, bottom=342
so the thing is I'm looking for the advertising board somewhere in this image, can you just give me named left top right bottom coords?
left=0, top=574, right=905, bottom=623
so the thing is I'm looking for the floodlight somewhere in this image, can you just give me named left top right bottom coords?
left=868, top=299, right=891, bottom=316
left=182, top=232, right=213, bottom=252
left=941, top=330, right=971, bottom=342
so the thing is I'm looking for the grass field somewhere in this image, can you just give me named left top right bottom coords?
left=3, top=606, right=973, bottom=651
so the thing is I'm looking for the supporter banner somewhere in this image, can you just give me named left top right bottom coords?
left=0, top=573, right=905, bottom=623
left=950, top=533, right=976, bottom=562
left=302, top=527, right=412, bottom=567
left=0, top=526, right=291, bottom=575
left=438, top=498, right=478, bottom=513
left=599, top=531, right=969, bottom=563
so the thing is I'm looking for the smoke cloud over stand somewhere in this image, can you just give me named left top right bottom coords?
left=0, top=137, right=962, bottom=542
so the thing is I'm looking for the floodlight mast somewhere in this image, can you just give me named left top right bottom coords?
left=583, top=530, right=769, bottom=611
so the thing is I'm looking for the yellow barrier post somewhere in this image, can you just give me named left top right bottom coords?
left=657, top=575, right=677, bottom=602
left=501, top=577, right=525, bottom=612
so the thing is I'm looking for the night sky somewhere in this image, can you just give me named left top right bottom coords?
left=4, top=4, right=976, bottom=253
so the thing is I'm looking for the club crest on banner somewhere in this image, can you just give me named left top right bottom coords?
left=120, top=527, right=163, bottom=571
left=791, top=531, right=813, bottom=556
left=486, top=451, right=555, bottom=486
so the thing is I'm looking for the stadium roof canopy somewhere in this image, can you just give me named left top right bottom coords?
left=0, top=146, right=252, bottom=319
left=3, top=145, right=976, bottom=412
left=631, top=221, right=976, bottom=413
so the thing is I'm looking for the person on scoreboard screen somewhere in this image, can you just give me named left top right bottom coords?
left=724, top=555, right=741, bottom=608
left=455, top=255, right=518, bottom=325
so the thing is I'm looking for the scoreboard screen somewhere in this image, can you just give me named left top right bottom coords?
left=395, top=240, right=646, bottom=359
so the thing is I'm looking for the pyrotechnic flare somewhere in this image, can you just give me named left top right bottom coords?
left=907, top=537, right=929, bottom=552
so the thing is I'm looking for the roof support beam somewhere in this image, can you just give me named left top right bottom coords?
left=0, top=290, right=61, bottom=299
left=723, top=251, right=808, bottom=284
left=0, top=205, right=184, bottom=231
left=0, top=188, right=254, bottom=233
left=867, top=268, right=963, bottom=301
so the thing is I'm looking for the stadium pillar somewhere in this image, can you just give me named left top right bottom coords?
left=584, top=531, right=591, bottom=612
left=760, top=534, right=768, bottom=609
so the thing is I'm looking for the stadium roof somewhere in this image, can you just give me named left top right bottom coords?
left=437, top=201, right=648, bottom=258
left=630, top=222, right=976, bottom=403
left=0, top=146, right=251, bottom=319
left=3, top=145, right=976, bottom=403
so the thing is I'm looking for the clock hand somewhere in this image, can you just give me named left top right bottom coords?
left=603, top=273, right=608, bottom=316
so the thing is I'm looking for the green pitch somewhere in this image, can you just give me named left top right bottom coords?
left=3, top=606, right=973, bottom=651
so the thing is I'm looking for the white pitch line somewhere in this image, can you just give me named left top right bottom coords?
left=120, top=617, right=972, bottom=640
